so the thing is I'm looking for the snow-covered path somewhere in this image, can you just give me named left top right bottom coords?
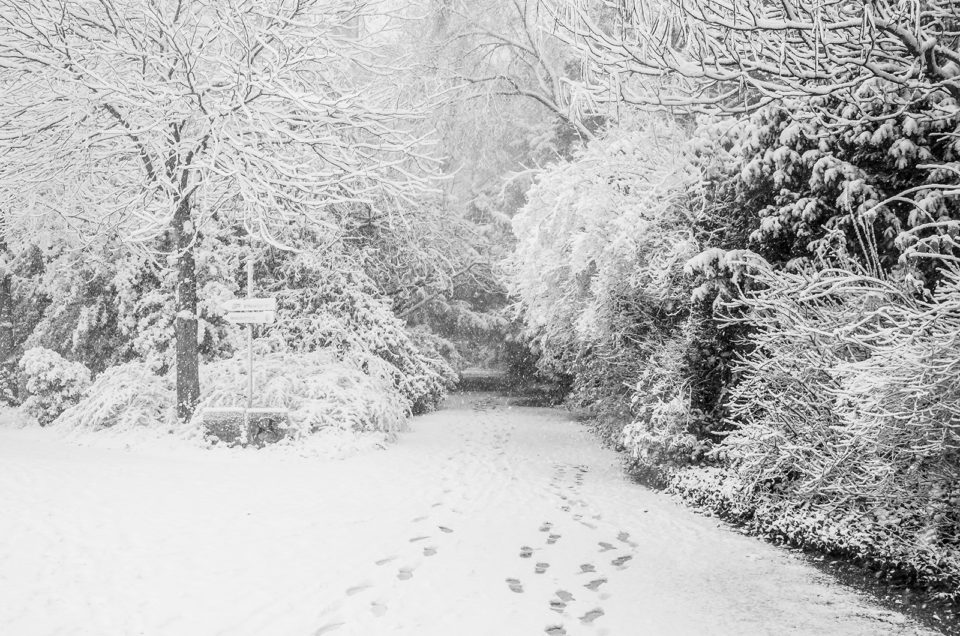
left=0, top=393, right=934, bottom=636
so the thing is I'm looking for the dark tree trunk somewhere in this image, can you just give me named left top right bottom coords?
left=172, top=194, right=200, bottom=422
left=0, top=238, right=13, bottom=365
left=0, top=271, right=13, bottom=364
left=0, top=239, right=15, bottom=404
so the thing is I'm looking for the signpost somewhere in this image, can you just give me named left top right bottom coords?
left=235, top=260, right=265, bottom=418
left=201, top=253, right=287, bottom=447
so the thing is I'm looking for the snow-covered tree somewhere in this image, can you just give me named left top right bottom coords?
left=0, top=0, right=437, bottom=420
left=508, top=117, right=698, bottom=425
left=545, top=0, right=960, bottom=113
left=689, top=95, right=960, bottom=285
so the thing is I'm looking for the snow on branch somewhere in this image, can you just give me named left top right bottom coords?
left=0, top=0, right=441, bottom=248
left=540, top=0, right=960, bottom=114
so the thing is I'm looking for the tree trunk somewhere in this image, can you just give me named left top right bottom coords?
left=0, top=240, right=15, bottom=404
left=0, top=240, right=14, bottom=365
left=172, top=195, right=200, bottom=422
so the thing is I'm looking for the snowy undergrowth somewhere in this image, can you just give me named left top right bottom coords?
left=196, top=349, right=409, bottom=435
left=55, top=362, right=177, bottom=432
left=24, top=348, right=409, bottom=457
left=669, top=465, right=960, bottom=597
left=662, top=261, right=960, bottom=597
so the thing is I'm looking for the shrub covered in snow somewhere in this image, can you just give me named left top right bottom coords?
left=19, top=347, right=91, bottom=425
left=195, top=349, right=409, bottom=435
left=675, top=257, right=960, bottom=592
left=51, top=350, right=410, bottom=442
left=508, top=119, right=700, bottom=436
left=53, top=362, right=176, bottom=431
left=259, top=251, right=455, bottom=414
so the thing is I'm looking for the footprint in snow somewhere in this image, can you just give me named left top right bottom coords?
left=598, top=542, right=615, bottom=552
left=410, top=536, right=429, bottom=543
left=413, top=515, right=427, bottom=522
left=539, top=521, right=553, bottom=532
left=584, top=578, right=607, bottom=591
left=580, top=608, right=605, bottom=625
left=547, top=534, right=561, bottom=545
left=579, top=563, right=596, bottom=573
left=397, top=567, right=414, bottom=581
left=345, top=584, right=371, bottom=596
left=423, top=546, right=437, bottom=557
left=617, top=531, right=637, bottom=547
left=370, top=601, right=388, bottom=617
left=549, top=598, right=566, bottom=612
left=545, top=625, right=567, bottom=635
left=611, top=555, right=633, bottom=568
left=314, top=623, right=345, bottom=635
left=506, top=578, right=524, bottom=593
left=439, top=526, right=453, bottom=533
left=375, top=556, right=396, bottom=566
left=535, top=562, right=550, bottom=574
left=520, top=546, right=534, bottom=558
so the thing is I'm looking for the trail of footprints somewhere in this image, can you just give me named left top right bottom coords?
left=320, top=418, right=487, bottom=631
left=315, top=502, right=458, bottom=633
left=502, top=463, right=639, bottom=635
left=315, top=406, right=517, bottom=635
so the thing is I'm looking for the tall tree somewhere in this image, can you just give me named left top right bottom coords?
left=0, top=0, right=436, bottom=420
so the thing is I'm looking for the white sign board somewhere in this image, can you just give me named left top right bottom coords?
left=225, top=310, right=275, bottom=324
left=223, top=297, right=277, bottom=313
left=223, top=297, right=277, bottom=324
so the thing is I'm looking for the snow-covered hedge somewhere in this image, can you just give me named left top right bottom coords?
left=619, top=319, right=712, bottom=475
left=672, top=257, right=960, bottom=593
left=19, top=347, right=91, bottom=425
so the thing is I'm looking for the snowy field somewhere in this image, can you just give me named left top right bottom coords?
left=0, top=393, right=935, bottom=636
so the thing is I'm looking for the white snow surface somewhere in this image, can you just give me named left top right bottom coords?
left=0, top=393, right=934, bottom=636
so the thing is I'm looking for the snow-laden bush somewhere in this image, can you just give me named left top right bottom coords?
left=620, top=323, right=711, bottom=476
left=53, top=362, right=175, bottom=431
left=51, top=350, right=408, bottom=440
left=508, top=118, right=699, bottom=437
left=19, top=347, right=91, bottom=425
left=697, top=255, right=960, bottom=591
left=260, top=251, right=454, bottom=414
left=195, top=349, right=408, bottom=434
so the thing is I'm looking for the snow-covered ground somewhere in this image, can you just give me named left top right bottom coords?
left=0, top=393, right=936, bottom=635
